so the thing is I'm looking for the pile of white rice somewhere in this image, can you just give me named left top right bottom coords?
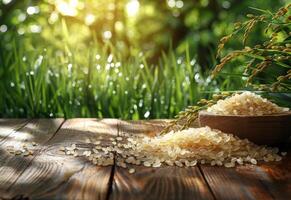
left=119, top=127, right=284, bottom=168
left=207, top=91, right=289, bottom=115
left=58, top=91, right=288, bottom=170
left=60, top=126, right=285, bottom=170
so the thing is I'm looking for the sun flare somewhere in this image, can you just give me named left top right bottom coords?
left=56, top=0, right=79, bottom=16
left=126, top=0, right=140, bottom=17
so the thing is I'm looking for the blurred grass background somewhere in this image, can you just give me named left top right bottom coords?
left=0, top=0, right=289, bottom=118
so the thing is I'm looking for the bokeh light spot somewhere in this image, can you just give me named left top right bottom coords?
left=103, top=31, right=112, bottom=40
left=126, top=0, right=140, bottom=17
left=0, top=25, right=8, bottom=32
left=27, top=6, right=40, bottom=15
left=56, top=0, right=79, bottom=16
left=85, top=14, right=95, bottom=26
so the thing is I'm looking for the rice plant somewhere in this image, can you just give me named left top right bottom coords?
left=213, top=4, right=291, bottom=91
left=161, top=4, right=291, bottom=133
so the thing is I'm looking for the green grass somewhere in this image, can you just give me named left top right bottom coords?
left=1, top=37, right=290, bottom=119
left=1, top=35, right=225, bottom=119
left=2, top=35, right=290, bottom=119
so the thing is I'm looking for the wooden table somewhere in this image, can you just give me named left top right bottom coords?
left=0, top=119, right=290, bottom=200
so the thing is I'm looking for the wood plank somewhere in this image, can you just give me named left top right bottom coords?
left=0, top=119, right=64, bottom=199
left=6, top=118, right=118, bottom=200
left=200, top=165, right=274, bottom=200
left=0, top=119, right=29, bottom=143
left=200, top=146, right=291, bottom=200
left=110, top=120, right=214, bottom=200
left=238, top=148, right=291, bottom=200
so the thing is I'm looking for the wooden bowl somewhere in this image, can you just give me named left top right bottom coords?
left=198, top=111, right=291, bottom=146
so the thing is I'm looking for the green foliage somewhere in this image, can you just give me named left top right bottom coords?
left=0, top=36, right=222, bottom=118
left=0, top=0, right=288, bottom=66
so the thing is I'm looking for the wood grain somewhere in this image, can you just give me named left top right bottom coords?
left=199, top=111, right=291, bottom=146
left=0, top=119, right=29, bottom=143
left=240, top=149, right=291, bottom=200
left=200, top=165, right=274, bottom=200
left=199, top=130, right=291, bottom=200
left=7, top=118, right=118, bottom=200
left=110, top=120, right=215, bottom=200
left=198, top=109, right=291, bottom=199
left=0, top=119, right=290, bottom=200
left=0, top=119, right=64, bottom=199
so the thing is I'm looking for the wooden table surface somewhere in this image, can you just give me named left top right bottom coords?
left=0, top=119, right=290, bottom=200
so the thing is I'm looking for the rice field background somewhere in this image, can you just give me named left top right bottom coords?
left=1, top=39, right=230, bottom=119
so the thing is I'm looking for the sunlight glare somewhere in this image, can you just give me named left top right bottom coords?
left=27, top=6, right=40, bottom=15
left=49, top=11, right=59, bottom=24
left=85, top=14, right=95, bottom=26
left=30, top=24, right=42, bottom=33
left=126, top=0, right=140, bottom=17
left=176, top=1, right=184, bottom=8
left=56, top=0, right=79, bottom=16
left=0, top=24, right=8, bottom=32
left=2, top=0, right=12, bottom=5
left=115, top=21, right=124, bottom=32
left=103, top=31, right=112, bottom=40
left=167, top=0, right=175, bottom=8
